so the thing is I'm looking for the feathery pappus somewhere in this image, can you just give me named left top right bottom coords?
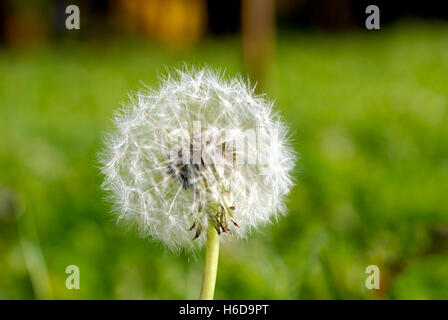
left=100, top=68, right=296, bottom=250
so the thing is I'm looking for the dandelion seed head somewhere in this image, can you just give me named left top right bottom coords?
left=100, top=68, right=296, bottom=250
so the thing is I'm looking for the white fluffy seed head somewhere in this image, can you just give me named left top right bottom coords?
left=100, top=68, right=296, bottom=251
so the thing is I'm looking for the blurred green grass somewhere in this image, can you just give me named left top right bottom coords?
left=1, top=21, right=448, bottom=299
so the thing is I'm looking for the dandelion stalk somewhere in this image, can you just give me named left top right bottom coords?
left=199, top=226, right=220, bottom=300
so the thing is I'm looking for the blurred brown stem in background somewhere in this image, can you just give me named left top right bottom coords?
left=242, top=0, right=275, bottom=92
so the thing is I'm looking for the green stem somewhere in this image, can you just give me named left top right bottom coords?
left=199, top=226, right=220, bottom=300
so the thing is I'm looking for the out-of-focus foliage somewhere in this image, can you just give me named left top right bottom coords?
left=0, top=21, right=448, bottom=299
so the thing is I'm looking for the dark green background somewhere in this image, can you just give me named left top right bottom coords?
left=1, top=21, right=448, bottom=299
